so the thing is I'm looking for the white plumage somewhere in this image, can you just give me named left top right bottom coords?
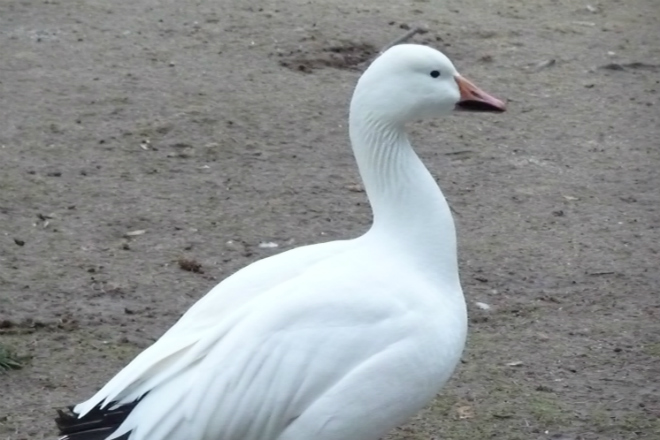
left=59, top=44, right=505, bottom=440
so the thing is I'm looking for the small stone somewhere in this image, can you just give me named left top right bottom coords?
left=475, top=302, right=491, bottom=310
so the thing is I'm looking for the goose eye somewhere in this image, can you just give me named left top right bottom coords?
left=430, top=70, right=441, bottom=78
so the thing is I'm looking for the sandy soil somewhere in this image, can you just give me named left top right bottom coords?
left=1, top=0, right=659, bottom=439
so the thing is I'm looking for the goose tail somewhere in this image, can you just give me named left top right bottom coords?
left=55, top=399, right=141, bottom=440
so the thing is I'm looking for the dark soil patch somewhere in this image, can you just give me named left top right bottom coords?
left=278, top=41, right=377, bottom=73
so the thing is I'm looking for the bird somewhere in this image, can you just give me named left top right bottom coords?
left=55, top=43, right=506, bottom=440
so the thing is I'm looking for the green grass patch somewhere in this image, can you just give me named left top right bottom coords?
left=0, top=344, right=26, bottom=372
left=642, top=343, right=660, bottom=357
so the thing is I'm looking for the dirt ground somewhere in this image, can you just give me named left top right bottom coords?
left=1, top=0, right=659, bottom=439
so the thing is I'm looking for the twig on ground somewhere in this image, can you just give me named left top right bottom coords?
left=378, top=27, right=426, bottom=55
left=360, top=27, right=427, bottom=70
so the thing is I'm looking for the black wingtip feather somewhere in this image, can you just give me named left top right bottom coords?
left=55, top=398, right=143, bottom=440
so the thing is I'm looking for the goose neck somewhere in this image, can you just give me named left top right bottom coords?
left=348, top=108, right=459, bottom=278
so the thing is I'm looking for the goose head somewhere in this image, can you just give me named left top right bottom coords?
left=351, top=44, right=506, bottom=124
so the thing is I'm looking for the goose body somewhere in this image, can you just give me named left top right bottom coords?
left=56, top=44, right=505, bottom=440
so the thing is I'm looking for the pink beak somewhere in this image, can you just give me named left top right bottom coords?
left=455, top=75, right=506, bottom=112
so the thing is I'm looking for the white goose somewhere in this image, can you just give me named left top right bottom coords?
left=56, top=44, right=505, bottom=440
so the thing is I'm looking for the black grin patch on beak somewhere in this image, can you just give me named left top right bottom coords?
left=456, top=100, right=506, bottom=113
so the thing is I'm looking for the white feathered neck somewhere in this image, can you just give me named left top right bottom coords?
left=349, top=87, right=459, bottom=285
